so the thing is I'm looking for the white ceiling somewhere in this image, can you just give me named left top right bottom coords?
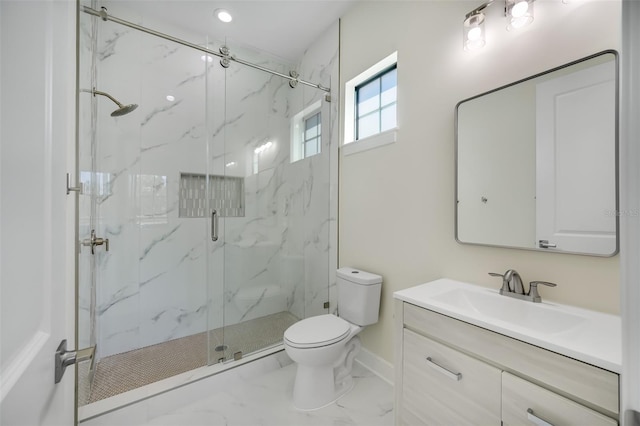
left=103, top=0, right=357, bottom=62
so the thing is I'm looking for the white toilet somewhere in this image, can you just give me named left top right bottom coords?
left=283, top=267, right=382, bottom=410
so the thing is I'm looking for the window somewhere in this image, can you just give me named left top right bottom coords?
left=303, top=112, right=321, bottom=158
left=355, top=65, right=397, bottom=140
left=291, top=100, right=322, bottom=163
left=136, top=174, right=168, bottom=224
left=343, top=51, right=398, bottom=155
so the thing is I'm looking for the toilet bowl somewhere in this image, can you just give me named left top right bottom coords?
left=284, top=314, right=362, bottom=410
left=283, top=267, right=382, bottom=410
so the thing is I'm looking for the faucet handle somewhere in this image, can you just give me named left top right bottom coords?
left=528, top=281, right=557, bottom=303
left=489, top=272, right=511, bottom=293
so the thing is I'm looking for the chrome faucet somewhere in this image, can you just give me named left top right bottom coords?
left=488, top=270, right=557, bottom=303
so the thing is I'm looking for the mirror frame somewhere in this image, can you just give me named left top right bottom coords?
left=454, top=50, right=619, bottom=257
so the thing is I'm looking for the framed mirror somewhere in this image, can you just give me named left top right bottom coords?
left=455, top=50, right=618, bottom=256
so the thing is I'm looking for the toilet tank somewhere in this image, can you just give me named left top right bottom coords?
left=337, top=267, right=382, bottom=326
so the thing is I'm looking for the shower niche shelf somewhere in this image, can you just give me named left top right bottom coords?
left=179, top=172, right=245, bottom=218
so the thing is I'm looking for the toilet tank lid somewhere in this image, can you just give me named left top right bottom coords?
left=336, top=267, right=382, bottom=285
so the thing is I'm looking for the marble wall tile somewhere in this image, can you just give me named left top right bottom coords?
left=80, top=6, right=338, bottom=359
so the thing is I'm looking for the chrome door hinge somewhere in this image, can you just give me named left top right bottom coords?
left=54, top=339, right=95, bottom=384
left=538, top=239, right=557, bottom=249
left=66, top=173, right=82, bottom=195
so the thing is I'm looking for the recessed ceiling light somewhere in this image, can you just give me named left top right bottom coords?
left=166, top=95, right=175, bottom=102
left=214, top=9, right=232, bottom=23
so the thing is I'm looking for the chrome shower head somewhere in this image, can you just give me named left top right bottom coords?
left=110, top=103, right=138, bottom=117
left=89, top=88, right=138, bottom=117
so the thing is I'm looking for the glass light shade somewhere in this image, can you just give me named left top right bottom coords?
left=506, top=0, right=534, bottom=31
left=214, top=9, right=232, bottom=23
left=463, top=13, right=486, bottom=51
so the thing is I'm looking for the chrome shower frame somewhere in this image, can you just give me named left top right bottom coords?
left=82, top=6, right=330, bottom=93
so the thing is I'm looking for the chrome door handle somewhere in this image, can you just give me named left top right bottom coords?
left=425, top=356, right=462, bottom=381
left=211, top=209, right=218, bottom=242
left=527, top=408, right=554, bottom=426
left=54, top=339, right=95, bottom=384
left=82, top=229, right=109, bottom=254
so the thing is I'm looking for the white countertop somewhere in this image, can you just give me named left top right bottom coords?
left=394, top=278, right=622, bottom=373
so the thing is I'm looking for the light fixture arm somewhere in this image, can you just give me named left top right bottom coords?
left=466, top=0, right=494, bottom=19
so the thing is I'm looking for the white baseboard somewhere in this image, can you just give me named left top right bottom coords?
left=355, top=347, right=394, bottom=386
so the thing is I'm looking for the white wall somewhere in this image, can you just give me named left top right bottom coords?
left=339, top=0, right=621, bottom=363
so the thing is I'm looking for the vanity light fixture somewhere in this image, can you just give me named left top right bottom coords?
left=505, top=0, right=534, bottom=31
left=463, top=1, right=492, bottom=51
left=463, top=0, right=537, bottom=51
left=463, top=9, right=487, bottom=51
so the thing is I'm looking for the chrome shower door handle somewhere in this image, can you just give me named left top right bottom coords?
left=211, top=209, right=218, bottom=242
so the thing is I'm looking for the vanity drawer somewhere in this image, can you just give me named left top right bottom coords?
left=502, top=372, right=618, bottom=426
left=403, top=303, right=619, bottom=416
left=402, top=329, right=501, bottom=425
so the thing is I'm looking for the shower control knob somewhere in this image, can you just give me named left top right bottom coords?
left=82, top=229, right=110, bottom=254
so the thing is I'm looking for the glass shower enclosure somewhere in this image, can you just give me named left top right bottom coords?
left=76, top=0, right=336, bottom=405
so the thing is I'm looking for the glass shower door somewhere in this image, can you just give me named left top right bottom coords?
left=215, top=40, right=332, bottom=363
left=77, top=7, right=216, bottom=402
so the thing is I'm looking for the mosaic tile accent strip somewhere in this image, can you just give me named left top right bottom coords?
left=179, top=173, right=245, bottom=218
left=83, top=311, right=298, bottom=404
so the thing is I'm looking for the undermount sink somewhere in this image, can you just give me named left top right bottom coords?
left=429, top=287, right=586, bottom=334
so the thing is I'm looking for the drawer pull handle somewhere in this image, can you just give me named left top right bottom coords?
left=527, top=408, right=554, bottom=426
left=425, top=356, right=462, bottom=381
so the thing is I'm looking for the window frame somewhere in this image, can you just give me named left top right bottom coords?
left=290, top=100, right=323, bottom=163
left=354, top=64, right=397, bottom=141
left=343, top=51, right=398, bottom=156
left=302, top=110, right=322, bottom=159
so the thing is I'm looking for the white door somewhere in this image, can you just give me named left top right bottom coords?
left=0, top=1, right=76, bottom=424
left=621, top=1, right=640, bottom=424
left=535, top=60, right=617, bottom=255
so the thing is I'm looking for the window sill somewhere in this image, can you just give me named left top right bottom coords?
left=341, top=128, right=397, bottom=156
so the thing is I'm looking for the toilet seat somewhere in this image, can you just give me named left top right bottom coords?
left=284, top=314, right=351, bottom=349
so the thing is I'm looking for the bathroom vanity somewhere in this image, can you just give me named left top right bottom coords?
left=393, top=279, right=621, bottom=426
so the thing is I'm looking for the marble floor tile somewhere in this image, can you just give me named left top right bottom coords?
left=144, top=362, right=394, bottom=426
